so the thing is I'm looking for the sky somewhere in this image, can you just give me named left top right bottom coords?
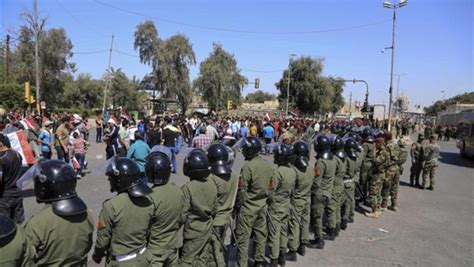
left=1, top=0, right=472, bottom=110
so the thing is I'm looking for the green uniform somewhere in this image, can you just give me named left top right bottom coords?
left=0, top=224, right=33, bottom=267
left=311, top=158, right=336, bottom=239
left=368, top=148, right=388, bottom=212
left=410, top=141, right=424, bottom=186
left=288, top=165, right=313, bottom=251
left=422, top=142, right=440, bottom=189
left=209, top=173, right=238, bottom=267
left=235, top=156, right=274, bottom=267
left=360, top=142, right=375, bottom=197
left=328, top=156, right=346, bottom=229
left=180, top=177, right=218, bottom=267
left=341, top=156, right=357, bottom=222
left=94, top=193, right=154, bottom=267
left=268, top=165, right=296, bottom=260
left=392, top=146, right=408, bottom=207
left=382, top=140, right=400, bottom=208
left=148, top=183, right=184, bottom=267
left=25, top=204, right=94, bottom=266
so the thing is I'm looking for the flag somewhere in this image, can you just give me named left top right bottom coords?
left=7, top=131, right=36, bottom=165
left=19, top=117, right=38, bottom=130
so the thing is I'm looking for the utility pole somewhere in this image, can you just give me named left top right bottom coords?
left=5, top=34, right=10, bottom=83
left=102, top=34, right=114, bottom=113
left=34, top=0, right=40, bottom=113
left=349, top=91, right=352, bottom=119
left=286, top=53, right=296, bottom=117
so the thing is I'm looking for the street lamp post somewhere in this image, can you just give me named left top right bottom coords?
left=286, top=53, right=297, bottom=117
left=441, top=90, right=446, bottom=102
left=383, top=0, right=407, bottom=131
left=343, top=79, right=370, bottom=118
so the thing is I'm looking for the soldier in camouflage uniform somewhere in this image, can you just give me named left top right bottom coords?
left=389, top=138, right=409, bottom=211
left=268, top=143, right=296, bottom=267
left=307, top=135, right=336, bottom=250
left=366, top=137, right=388, bottom=218
left=341, top=138, right=358, bottom=230
left=287, top=141, right=313, bottom=260
left=93, top=157, right=154, bottom=266
left=145, top=151, right=184, bottom=267
left=410, top=134, right=424, bottom=187
left=235, top=137, right=274, bottom=267
left=422, top=136, right=440, bottom=190
left=180, top=149, right=218, bottom=267
left=360, top=129, right=375, bottom=201
left=207, top=143, right=238, bottom=267
left=381, top=133, right=400, bottom=211
left=327, top=136, right=346, bottom=239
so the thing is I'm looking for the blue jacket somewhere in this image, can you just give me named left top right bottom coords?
left=127, top=140, right=150, bottom=173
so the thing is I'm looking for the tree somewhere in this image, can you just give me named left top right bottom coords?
left=194, top=43, right=248, bottom=111
left=0, top=84, right=26, bottom=110
left=424, top=92, right=474, bottom=116
left=108, top=68, right=147, bottom=111
left=61, top=73, right=104, bottom=109
left=134, top=21, right=196, bottom=114
left=245, top=90, right=277, bottom=103
left=275, top=56, right=345, bottom=115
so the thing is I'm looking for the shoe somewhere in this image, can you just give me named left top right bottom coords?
left=365, top=211, right=380, bottom=218
left=278, top=250, right=286, bottom=266
left=286, top=251, right=297, bottom=262
left=348, top=217, right=354, bottom=223
left=307, top=238, right=325, bottom=249
left=341, top=220, right=348, bottom=230
left=297, top=244, right=306, bottom=256
left=269, top=258, right=279, bottom=267
left=254, top=260, right=268, bottom=267
left=324, top=228, right=336, bottom=241
left=380, top=207, right=387, bottom=211
left=427, top=186, right=434, bottom=191
left=335, top=224, right=341, bottom=237
left=388, top=206, right=398, bottom=211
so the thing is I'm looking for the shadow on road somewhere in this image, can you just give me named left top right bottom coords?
left=399, top=181, right=412, bottom=187
left=21, top=188, right=35, bottom=198
left=439, top=152, right=474, bottom=168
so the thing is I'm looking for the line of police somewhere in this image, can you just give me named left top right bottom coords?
left=0, top=129, right=439, bottom=267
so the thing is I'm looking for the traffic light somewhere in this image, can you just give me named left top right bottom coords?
left=255, top=78, right=260, bottom=89
left=227, top=99, right=233, bottom=110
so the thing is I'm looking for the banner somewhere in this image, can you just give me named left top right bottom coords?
left=7, top=131, right=36, bottom=165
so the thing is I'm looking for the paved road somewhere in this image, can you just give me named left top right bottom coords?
left=21, top=132, right=473, bottom=266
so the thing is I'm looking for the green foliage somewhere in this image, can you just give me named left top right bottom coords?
left=61, top=73, right=104, bottom=109
left=245, top=90, right=277, bottom=103
left=275, top=56, right=345, bottom=115
left=194, top=43, right=248, bottom=111
left=134, top=21, right=196, bottom=114
left=424, top=92, right=474, bottom=116
left=109, top=68, right=148, bottom=111
left=0, top=84, right=27, bottom=110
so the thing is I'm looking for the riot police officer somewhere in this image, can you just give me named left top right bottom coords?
left=0, top=214, right=33, bottom=266
left=234, top=137, right=274, bottom=267
left=341, top=138, right=358, bottom=230
left=308, top=135, right=336, bottom=249
left=93, top=156, right=154, bottom=266
left=146, top=151, right=184, bottom=266
left=180, top=149, right=218, bottom=267
left=327, top=136, right=347, bottom=239
left=207, top=143, right=238, bottom=267
left=287, top=141, right=312, bottom=260
left=268, top=143, right=296, bottom=267
left=24, top=159, right=94, bottom=266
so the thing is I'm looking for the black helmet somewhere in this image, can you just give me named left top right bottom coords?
left=374, top=129, right=386, bottom=139
left=183, top=149, right=210, bottom=180
left=345, top=138, right=358, bottom=159
left=365, top=134, right=375, bottom=143
left=207, top=143, right=231, bottom=176
left=242, top=137, right=262, bottom=160
left=332, top=136, right=347, bottom=159
left=0, top=214, right=16, bottom=245
left=274, top=143, right=294, bottom=165
left=34, top=159, right=87, bottom=216
left=314, top=135, right=333, bottom=160
left=362, top=128, right=372, bottom=138
left=106, top=156, right=152, bottom=197
left=293, top=141, right=309, bottom=170
left=145, top=152, right=172, bottom=185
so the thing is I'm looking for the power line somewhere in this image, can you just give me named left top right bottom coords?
left=113, top=49, right=140, bottom=58
left=92, top=0, right=389, bottom=35
left=73, top=49, right=109, bottom=54
left=55, top=0, right=110, bottom=37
